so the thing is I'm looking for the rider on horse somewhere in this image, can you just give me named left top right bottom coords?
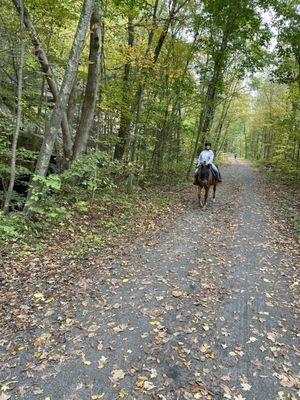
left=194, top=142, right=222, bottom=184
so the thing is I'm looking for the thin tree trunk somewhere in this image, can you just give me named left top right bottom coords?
left=113, top=15, right=134, bottom=160
left=67, top=75, right=78, bottom=137
left=3, top=0, right=25, bottom=213
left=73, top=0, right=102, bottom=159
left=24, top=0, right=95, bottom=212
left=12, top=0, right=73, bottom=160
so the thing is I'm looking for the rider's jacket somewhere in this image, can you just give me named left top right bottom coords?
left=198, top=149, right=214, bottom=165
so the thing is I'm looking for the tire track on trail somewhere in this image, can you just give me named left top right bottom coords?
left=1, top=161, right=299, bottom=400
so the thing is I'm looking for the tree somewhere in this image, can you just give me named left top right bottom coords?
left=12, top=0, right=73, bottom=161
left=73, top=0, right=102, bottom=159
left=186, top=0, right=270, bottom=177
left=3, top=0, right=25, bottom=213
left=25, top=0, right=95, bottom=210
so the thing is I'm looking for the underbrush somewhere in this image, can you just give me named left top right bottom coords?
left=0, top=151, right=185, bottom=256
left=251, top=159, right=300, bottom=241
left=253, top=159, right=300, bottom=182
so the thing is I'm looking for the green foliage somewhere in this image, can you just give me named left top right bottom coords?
left=0, top=211, right=29, bottom=247
left=25, top=174, right=71, bottom=222
left=62, top=151, right=116, bottom=194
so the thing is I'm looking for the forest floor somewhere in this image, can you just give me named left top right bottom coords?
left=0, top=158, right=299, bottom=400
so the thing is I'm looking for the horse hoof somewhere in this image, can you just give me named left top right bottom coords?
left=212, top=198, right=215, bottom=203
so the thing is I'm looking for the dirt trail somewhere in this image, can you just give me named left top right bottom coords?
left=1, top=160, right=299, bottom=400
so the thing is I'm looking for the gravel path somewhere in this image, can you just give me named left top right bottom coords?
left=1, top=160, right=299, bottom=400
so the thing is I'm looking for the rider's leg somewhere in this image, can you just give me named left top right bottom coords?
left=193, top=168, right=199, bottom=185
left=211, top=163, right=222, bottom=182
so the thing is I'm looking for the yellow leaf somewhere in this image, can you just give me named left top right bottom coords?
left=113, top=324, right=127, bottom=333
left=45, top=297, right=54, bottom=303
left=149, top=321, right=159, bottom=326
left=34, top=292, right=44, bottom=300
left=200, top=343, right=210, bottom=353
left=118, top=391, right=126, bottom=398
left=97, top=356, right=107, bottom=369
left=171, top=290, right=183, bottom=298
left=149, top=221, right=155, bottom=229
left=34, top=337, right=43, bottom=346
left=1, top=384, right=10, bottom=392
left=136, top=379, right=144, bottom=388
left=202, top=324, right=210, bottom=331
left=205, top=352, right=216, bottom=359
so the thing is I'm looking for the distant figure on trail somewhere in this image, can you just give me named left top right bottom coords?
left=234, top=153, right=237, bottom=159
left=194, top=142, right=222, bottom=185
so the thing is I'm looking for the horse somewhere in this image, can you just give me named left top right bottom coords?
left=195, top=162, right=217, bottom=208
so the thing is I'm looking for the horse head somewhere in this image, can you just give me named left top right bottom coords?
left=199, top=162, right=210, bottom=182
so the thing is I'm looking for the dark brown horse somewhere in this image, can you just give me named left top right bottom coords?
left=195, top=162, right=217, bottom=208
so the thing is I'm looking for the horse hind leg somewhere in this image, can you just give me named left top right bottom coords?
left=198, top=186, right=203, bottom=207
left=212, top=184, right=216, bottom=203
left=203, top=188, right=209, bottom=208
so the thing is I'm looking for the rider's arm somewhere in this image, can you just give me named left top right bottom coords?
left=208, top=150, right=214, bottom=164
left=197, top=152, right=203, bottom=165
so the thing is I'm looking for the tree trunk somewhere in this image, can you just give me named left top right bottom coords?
left=73, top=0, right=102, bottom=159
left=113, top=15, right=134, bottom=160
left=3, top=0, right=25, bottom=213
left=24, top=0, right=95, bottom=211
left=12, top=0, right=73, bottom=161
left=67, top=75, right=78, bottom=137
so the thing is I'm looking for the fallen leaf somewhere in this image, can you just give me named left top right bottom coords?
left=144, top=381, right=155, bottom=390
left=97, top=356, right=107, bottom=369
left=110, top=369, right=125, bottom=384
left=241, top=382, right=251, bottom=391
left=34, top=292, right=45, bottom=300
left=200, top=343, right=210, bottom=353
left=279, top=375, right=297, bottom=388
left=266, top=332, right=276, bottom=343
left=172, top=290, right=183, bottom=298
left=113, top=324, right=127, bottom=333
left=136, top=379, right=144, bottom=389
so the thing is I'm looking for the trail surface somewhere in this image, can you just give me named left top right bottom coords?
left=1, top=160, right=299, bottom=400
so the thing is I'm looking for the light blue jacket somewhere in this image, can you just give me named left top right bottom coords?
left=198, top=149, right=214, bottom=165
